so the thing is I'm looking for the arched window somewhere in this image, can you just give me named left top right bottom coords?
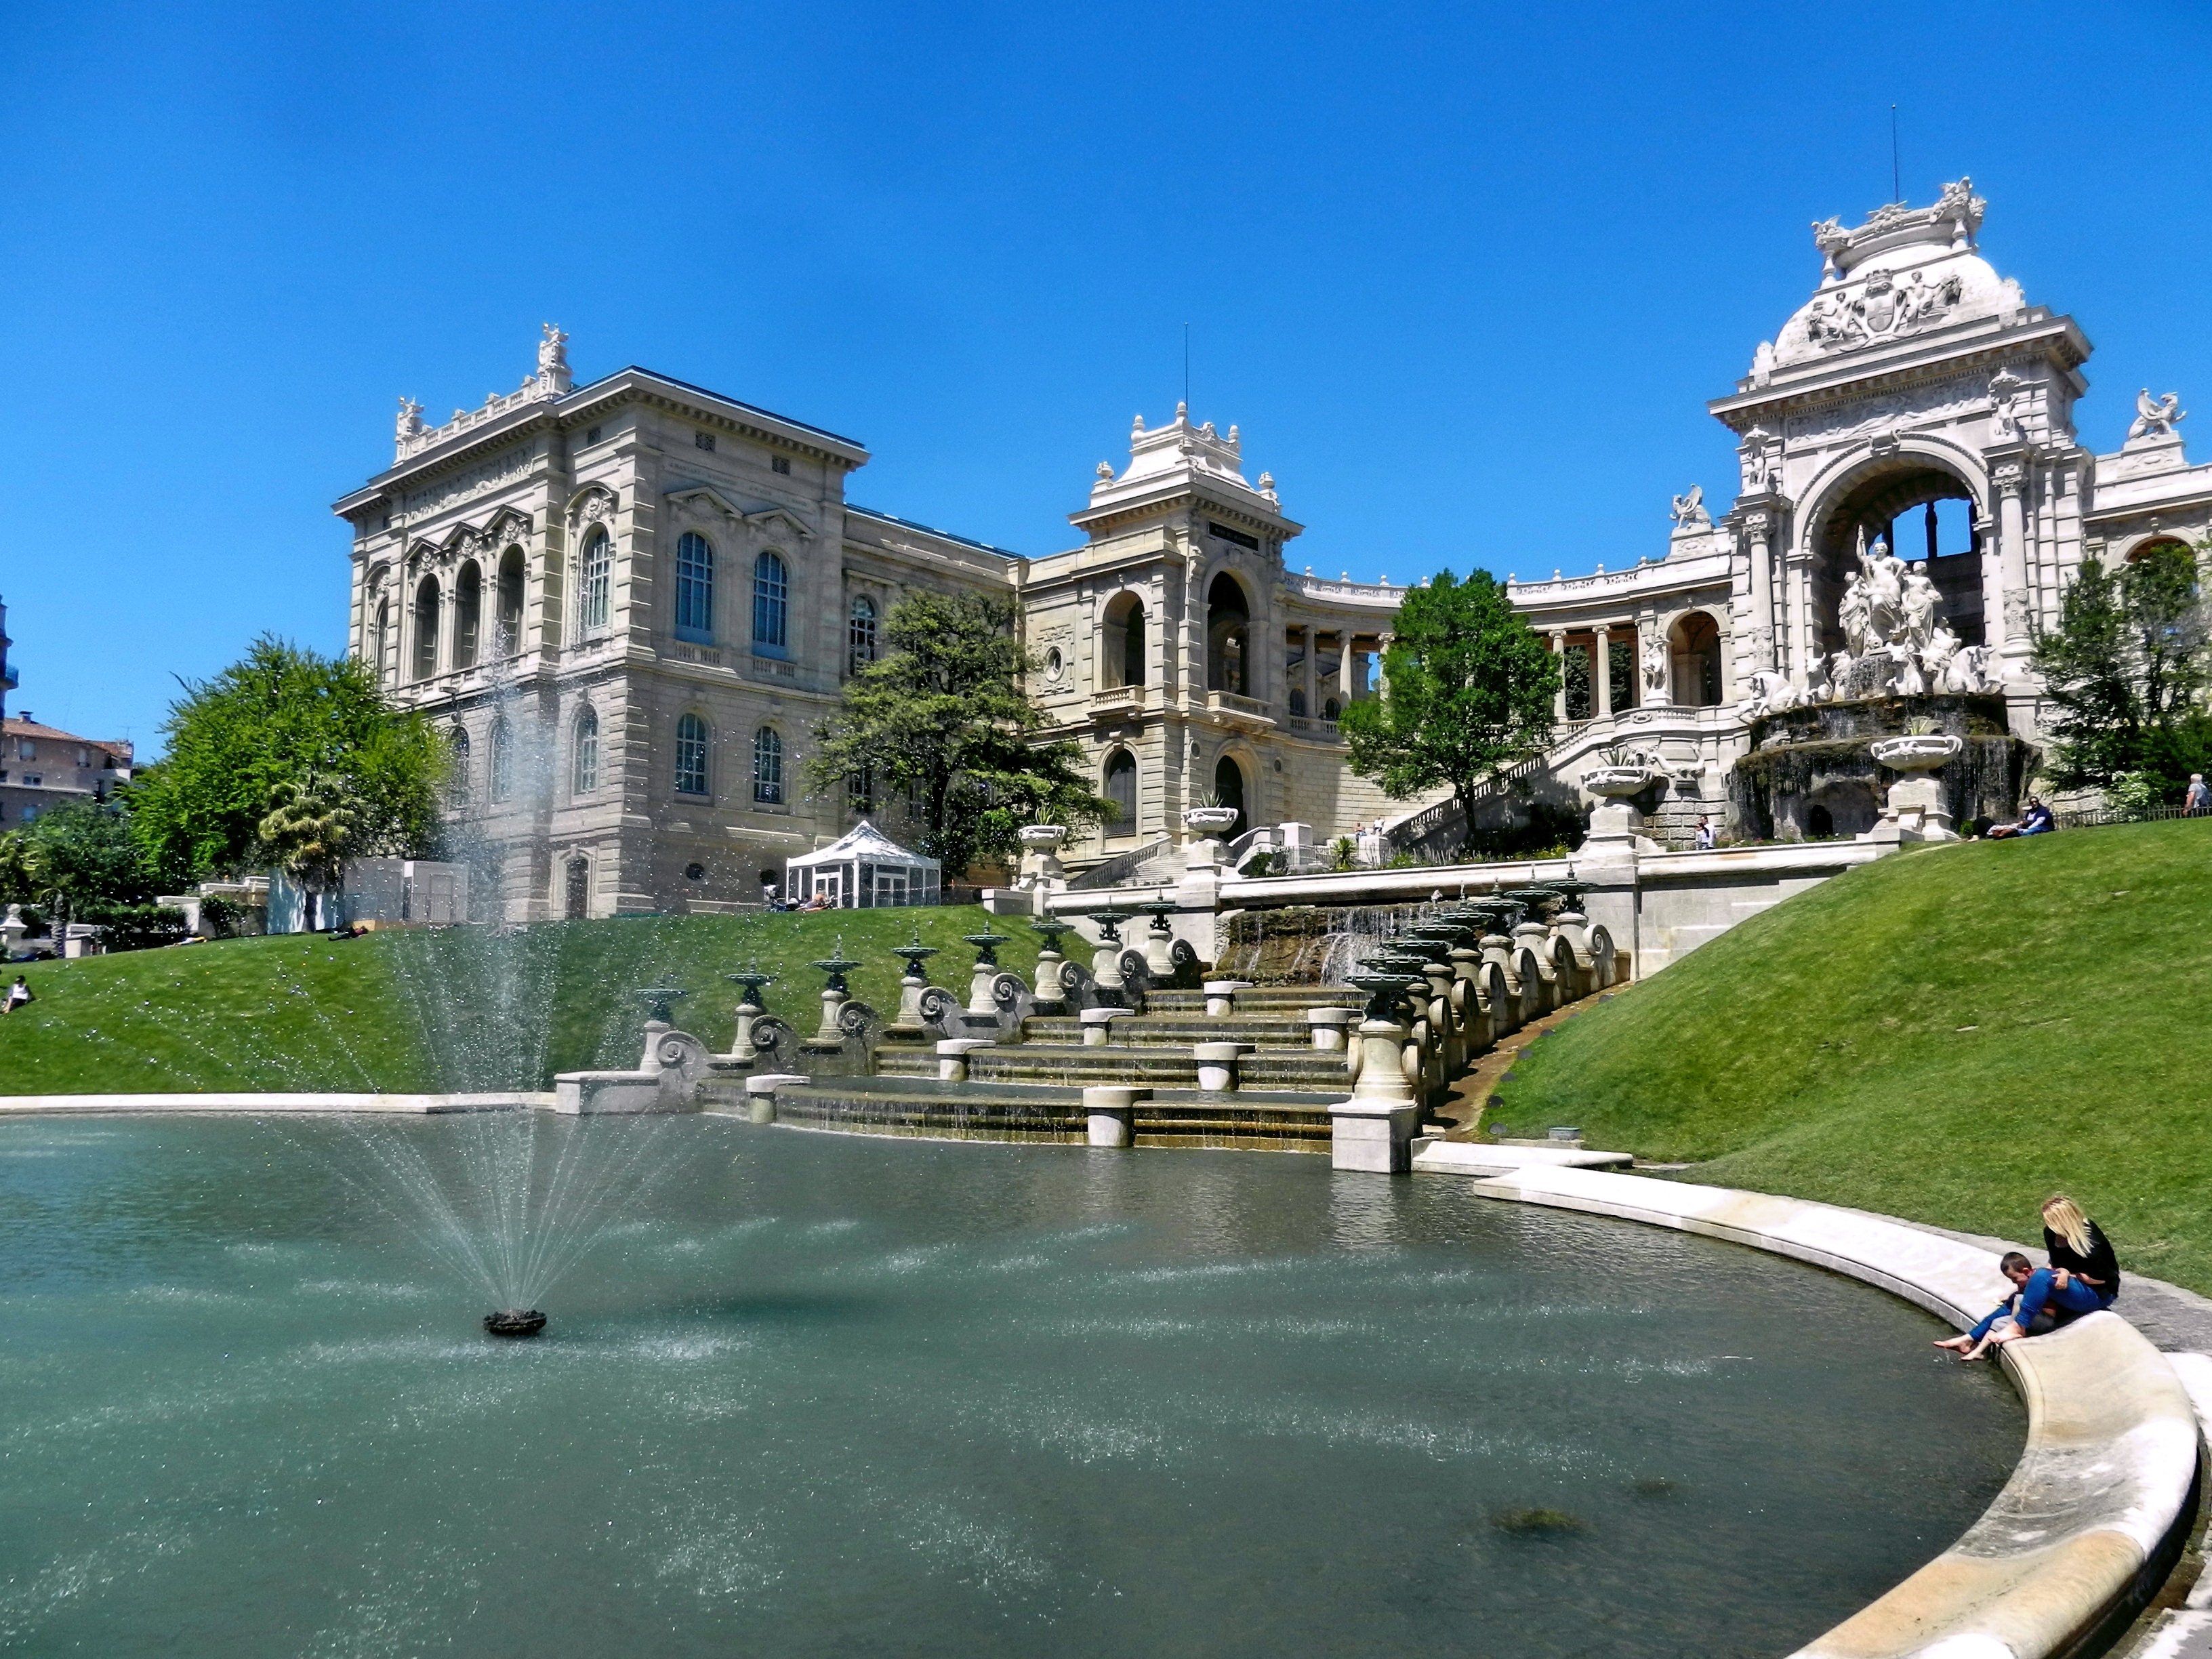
left=412, top=575, right=441, bottom=681
left=1670, top=612, right=1725, bottom=708
left=564, top=855, right=590, bottom=920
left=848, top=594, right=878, bottom=672
left=489, top=721, right=513, bottom=802
left=1103, top=748, right=1137, bottom=831
left=753, top=550, right=788, bottom=655
left=447, top=729, right=471, bottom=810
left=573, top=707, right=599, bottom=796
left=1288, top=689, right=1307, bottom=716
left=1101, top=593, right=1146, bottom=689
left=453, top=560, right=482, bottom=670
left=674, top=713, right=710, bottom=797
left=495, top=546, right=525, bottom=654
left=1322, top=696, right=1341, bottom=722
left=579, top=529, right=612, bottom=635
left=1206, top=575, right=1249, bottom=695
left=752, top=726, right=783, bottom=804
left=1212, top=756, right=1248, bottom=838
left=674, top=532, right=715, bottom=643
left=371, top=599, right=391, bottom=684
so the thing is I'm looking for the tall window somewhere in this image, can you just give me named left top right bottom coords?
left=674, top=713, right=710, bottom=796
left=753, top=726, right=783, bottom=804
left=573, top=707, right=599, bottom=796
left=447, top=729, right=471, bottom=809
left=1104, top=749, right=1137, bottom=830
left=752, top=550, right=788, bottom=655
left=1102, top=594, right=1145, bottom=688
left=579, top=529, right=612, bottom=635
left=675, top=532, right=715, bottom=643
left=495, top=546, right=525, bottom=654
left=848, top=594, right=878, bottom=672
left=453, top=560, right=482, bottom=670
left=412, top=576, right=441, bottom=681
left=371, top=600, right=391, bottom=684
left=489, top=722, right=513, bottom=802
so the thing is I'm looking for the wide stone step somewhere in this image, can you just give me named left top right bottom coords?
left=1019, top=1015, right=1317, bottom=1047
left=1145, top=987, right=1361, bottom=1012
left=759, top=1075, right=1338, bottom=1149
left=967, top=1044, right=1351, bottom=1090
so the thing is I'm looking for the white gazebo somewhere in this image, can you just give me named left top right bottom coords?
left=783, top=821, right=941, bottom=909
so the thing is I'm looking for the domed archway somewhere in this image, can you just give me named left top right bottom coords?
left=1808, top=455, right=1985, bottom=660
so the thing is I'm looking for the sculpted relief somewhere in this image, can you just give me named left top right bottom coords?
left=1782, top=375, right=1991, bottom=446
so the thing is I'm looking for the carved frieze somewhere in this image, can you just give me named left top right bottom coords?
left=403, top=441, right=541, bottom=515
left=1782, top=374, right=1990, bottom=445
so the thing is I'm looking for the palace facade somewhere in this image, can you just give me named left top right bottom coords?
left=338, top=180, right=2212, bottom=917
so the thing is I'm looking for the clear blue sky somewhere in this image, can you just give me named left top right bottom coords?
left=5, top=1, right=2209, bottom=754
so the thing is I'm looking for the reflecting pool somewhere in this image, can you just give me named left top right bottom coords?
left=0, top=1118, right=2020, bottom=1658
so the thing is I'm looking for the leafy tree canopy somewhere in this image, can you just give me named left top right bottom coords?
left=126, top=636, right=445, bottom=888
left=2032, top=541, right=2211, bottom=793
left=805, top=592, right=1112, bottom=877
left=1338, top=569, right=1561, bottom=858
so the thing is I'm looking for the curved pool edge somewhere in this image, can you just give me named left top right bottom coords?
left=1414, top=1155, right=2204, bottom=1659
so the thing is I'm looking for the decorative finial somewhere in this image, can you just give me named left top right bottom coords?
left=1257, top=471, right=1275, bottom=493
left=394, top=396, right=424, bottom=444
left=1174, top=400, right=1187, bottom=419
left=536, top=323, right=572, bottom=394
left=1132, top=412, right=1145, bottom=436
left=1096, top=460, right=1115, bottom=480
left=1227, top=424, right=1240, bottom=445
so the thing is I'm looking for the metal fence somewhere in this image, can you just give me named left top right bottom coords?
left=2051, top=803, right=2212, bottom=831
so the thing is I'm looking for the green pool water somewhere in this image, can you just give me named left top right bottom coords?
left=0, top=1117, right=2020, bottom=1658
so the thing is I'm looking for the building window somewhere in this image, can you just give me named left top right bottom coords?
left=1103, top=748, right=1137, bottom=831
left=371, top=600, right=391, bottom=684
left=684, top=862, right=706, bottom=882
left=695, top=430, right=716, bottom=451
left=848, top=595, right=878, bottom=672
left=585, top=426, right=602, bottom=445
left=495, top=546, right=525, bottom=655
left=675, top=532, right=716, bottom=643
left=412, top=575, right=441, bottom=680
left=1289, top=689, right=1307, bottom=716
left=565, top=855, right=590, bottom=920
left=849, top=763, right=875, bottom=815
left=1205, top=574, right=1248, bottom=695
left=753, top=726, right=783, bottom=804
left=573, top=707, right=599, bottom=796
left=675, top=713, right=710, bottom=797
left=752, top=550, right=789, bottom=655
left=771, top=455, right=791, bottom=475
left=447, top=729, right=471, bottom=809
left=453, top=560, right=482, bottom=670
left=1102, top=594, right=1145, bottom=688
left=579, top=529, right=612, bottom=635
left=489, top=722, right=513, bottom=802
left=1322, top=697, right=1340, bottom=721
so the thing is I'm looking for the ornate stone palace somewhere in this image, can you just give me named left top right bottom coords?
left=338, top=179, right=2210, bottom=917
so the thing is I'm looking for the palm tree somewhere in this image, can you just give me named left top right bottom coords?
left=258, top=775, right=357, bottom=931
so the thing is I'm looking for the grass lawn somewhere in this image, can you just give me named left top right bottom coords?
left=1485, top=818, right=2212, bottom=1295
left=0, top=906, right=1042, bottom=1097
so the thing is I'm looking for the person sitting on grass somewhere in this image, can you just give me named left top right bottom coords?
left=1987, top=797, right=2055, bottom=839
left=3, top=975, right=31, bottom=1013
left=1934, top=1195, right=2121, bottom=1361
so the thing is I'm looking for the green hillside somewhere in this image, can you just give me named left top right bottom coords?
left=1486, top=819, right=2212, bottom=1295
left=0, top=907, right=1040, bottom=1097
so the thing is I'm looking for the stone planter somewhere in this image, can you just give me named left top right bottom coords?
left=1869, top=734, right=1964, bottom=772
left=1015, top=825, right=1069, bottom=892
left=1183, top=806, right=1242, bottom=835
left=1867, top=734, right=1964, bottom=843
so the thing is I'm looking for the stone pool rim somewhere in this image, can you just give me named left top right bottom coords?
left=1415, top=1148, right=2204, bottom=1659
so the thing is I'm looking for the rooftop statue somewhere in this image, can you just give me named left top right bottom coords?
left=1668, top=484, right=1710, bottom=529
left=2128, top=388, right=2186, bottom=442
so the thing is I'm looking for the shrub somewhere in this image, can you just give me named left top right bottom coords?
left=75, top=903, right=189, bottom=954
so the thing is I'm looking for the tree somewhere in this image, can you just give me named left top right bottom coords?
left=18, top=799, right=154, bottom=949
left=258, top=774, right=358, bottom=931
left=805, top=592, right=1113, bottom=878
left=2032, top=543, right=2211, bottom=792
left=127, top=637, right=445, bottom=888
left=1338, top=569, right=1561, bottom=859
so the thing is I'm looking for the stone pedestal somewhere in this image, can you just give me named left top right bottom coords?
left=1204, top=979, right=1253, bottom=1018
left=744, top=1072, right=807, bottom=1124
left=1080, top=1007, right=1128, bottom=1046
left=1084, top=1085, right=1145, bottom=1146
left=937, top=1038, right=994, bottom=1082
left=1305, top=1007, right=1355, bottom=1052
left=1866, top=734, right=1964, bottom=844
left=1330, top=1100, right=1421, bottom=1173
left=1192, top=1042, right=1252, bottom=1092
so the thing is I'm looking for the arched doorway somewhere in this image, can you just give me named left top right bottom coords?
left=1212, top=755, right=1248, bottom=838
left=1206, top=575, right=1249, bottom=695
left=1809, top=456, right=1984, bottom=657
left=1670, top=613, right=1724, bottom=707
left=564, top=856, right=590, bottom=920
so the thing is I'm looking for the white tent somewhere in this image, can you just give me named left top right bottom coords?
left=783, top=820, right=941, bottom=909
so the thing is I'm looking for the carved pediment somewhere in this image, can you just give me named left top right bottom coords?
left=666, top=484, right=744, bottom=521
left=565, top=484, right=619, bottom=526
left=485, top=507, right=533, bottom=547
left=743, top=506, right=815, bottom=542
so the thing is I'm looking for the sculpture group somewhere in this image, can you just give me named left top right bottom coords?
left=1740, top=536, right=1996, bottom=720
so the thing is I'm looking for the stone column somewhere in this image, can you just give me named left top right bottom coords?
left=1593, top=625, right=1613, bottom=718
left=1994, top=459, right=2032, bottom=670
left=1301, top=625, right=1316, bottom=716
left=1338, top=630, right=1354, bottom=702
left=1744, top=511, right=1775, bottom=673
left=1784, top=549, right=1814, bottom=683
left=1549, top=630, right=1568, bottom=719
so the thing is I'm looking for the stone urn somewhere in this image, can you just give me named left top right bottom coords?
left=1867, top=733, right=1963, bottom=843
left=1579, top=749, right=1666, bottom=846
left=1183, top=804, right=1242, bottom=869
left=1015, top=824, right=1069, bottom=891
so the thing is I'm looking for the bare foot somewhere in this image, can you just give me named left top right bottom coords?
left=1934, top=1335, right=1972, bottom=1352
